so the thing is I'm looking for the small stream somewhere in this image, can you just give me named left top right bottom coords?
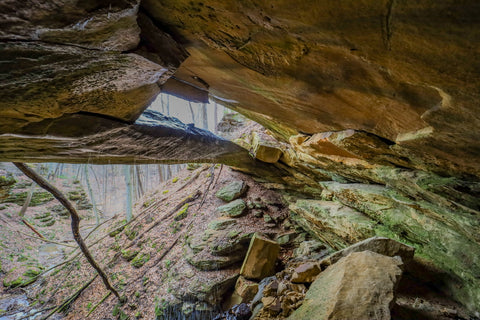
left=0, top=243, right=64, bottom=320
left=0, top=294, right=44, bottom=320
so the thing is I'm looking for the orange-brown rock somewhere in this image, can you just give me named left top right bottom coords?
left=290, top=262, right=321, bottom=284
left=289, top=251, right=404, bottom=320
left=240, top=234, right=280, bottom=280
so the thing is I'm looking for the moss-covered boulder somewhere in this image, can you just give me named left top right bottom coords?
left=217, top=199, right=247, bottom=218
left=186, top=274, right=239, bottom=305
left=185, top=248, right=244, bottom=271
left=207, top=218, right=237, bottom=231
left=216, top=181, right=248, bottom=202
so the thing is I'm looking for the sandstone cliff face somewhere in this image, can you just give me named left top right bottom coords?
left=0, top=0, right=479, bottom=312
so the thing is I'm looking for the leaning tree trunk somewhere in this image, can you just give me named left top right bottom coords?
left=13, top=162, right=121, bottom=300
left=84, top=164, right=100, bottom=226
left=18, top=183, right=34, bottom=218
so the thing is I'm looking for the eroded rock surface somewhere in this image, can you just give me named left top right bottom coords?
left=1, top=0, right=480, bottom=313
left=289, top=251, right=404, bottom=320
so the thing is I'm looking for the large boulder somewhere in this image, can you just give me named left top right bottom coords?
left=217, top=199, right=247, bottom=218
left=216, top=180, right=248, bottom=202
left=289, top=251, right=404, bottom=320
left=240, top=234, right=280, bottom=280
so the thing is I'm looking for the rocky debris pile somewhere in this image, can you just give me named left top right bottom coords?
left=217, top=237, right=414, bottom=320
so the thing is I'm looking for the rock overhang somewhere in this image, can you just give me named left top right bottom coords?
left=1, top=0, right=480, bottom=311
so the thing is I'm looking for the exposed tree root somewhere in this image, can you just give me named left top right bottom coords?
left=199, top=165, right=216, bottom=209
left=214, top=164, right=223, bottom=186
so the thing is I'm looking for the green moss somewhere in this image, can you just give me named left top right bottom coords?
left=174, top=204, right=189, bottom=221
left=131, top=252, right=150, bottom=268
left=34, top=212, right=51, bottom=220
left=125, top=226, right=139, bottom=241
left=142, top=199, right=154, bottom=208
left=172, top=177, right=179, bottom=183
left=2, top=191, right=54, bottom=206
left=109, top=226, right=125, bottom=237
left=227, top=230, right=240, bottom=238
left=112, top=303, right=121, bottom=316
left=3, top=276, right=24, bottom=288
left=67, top=190, right=84, bottom=201
left=0, top=175, right=16, bottom=187
left=121, top=249, right=139, bottom=261
left=187, top=163, right=202, bottom=170
left=217, top=199, right=247, bottom=217
left=162, top=190, right=169, bottom=194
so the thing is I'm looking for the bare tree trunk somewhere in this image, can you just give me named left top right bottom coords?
left=19, top=183, right=34, bottom=218
left=157, top=165, right=163, bottom=183
left=135, top=165, right=144, bottom=197
left=13, top=162, right=121, bottom=300
left=84, top=164, right=100, bottom=226
left=124, top=165, right=133, bottom=222
left=103, top=165, right=108, bottom=216
left=145, top=165, right=150, bottom=192
left=188, top=102, right=195, bottom=123
left=201, top=102, right=208, bottom=130
left=161, top=94, right=165, bottom=114
left=214, top=101, right=218, bottom=133
left=166, top=94, right=170, bottom=116
left=75, top=165, right=82, bottom=180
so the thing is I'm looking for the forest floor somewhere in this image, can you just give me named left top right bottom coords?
left=0, top=163, right=295, bottom=320
left=0, top=164, right=476, bottom=320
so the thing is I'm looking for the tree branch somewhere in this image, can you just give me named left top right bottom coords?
left=13, top=162, right=121, bottom=301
